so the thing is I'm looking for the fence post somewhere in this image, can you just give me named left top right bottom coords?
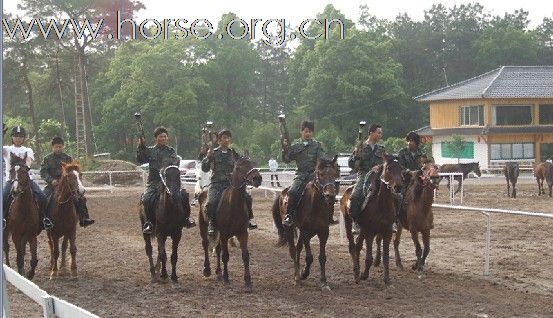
left=41, top=295, right=55, bottom=317
left=483, top=211, right=491, bottom=276
left=3, top=270, right=12, bottom=318
left=108, top=172, right=113, bottom=193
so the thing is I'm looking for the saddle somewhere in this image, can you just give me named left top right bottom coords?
left=360, top=167, right=383, bottom=211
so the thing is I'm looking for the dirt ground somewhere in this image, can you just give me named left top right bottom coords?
left=4, top=178, right=553, bottom=317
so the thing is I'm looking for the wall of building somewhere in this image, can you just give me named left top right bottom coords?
left=431, top=135, right=489, bottom=169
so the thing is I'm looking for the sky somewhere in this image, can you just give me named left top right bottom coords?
left=2, top=0, right=552, bottom=28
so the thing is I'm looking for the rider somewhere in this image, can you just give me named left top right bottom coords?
left=348, top=123, right=385, bottom=223
left=137, top=126, right=195, bottom=234
left=201, top=129, right=258, bottom=236
left=282, top=120, right=330, bottom=227
left=40, top=136, right=95, bottom=227
left=2, top=125, right=53, bottom=230
left=396, top=131, right=427, bottom=226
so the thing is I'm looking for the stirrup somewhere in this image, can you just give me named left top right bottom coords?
left=207, top=220, right=217, bottom=236
left=184, top=217, right=196, bottom=228
left=282, top=214, right=295, bottom=227
left=43, top=218, right=53, bottom=230
left=80, top=219, right=95, bottom=227
left=392, top=222, right=398, bottom=233
left=248, top=219, right=258, bottom=230
left=143, top=222, right=153, bottom=234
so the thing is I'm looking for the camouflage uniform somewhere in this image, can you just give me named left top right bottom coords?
left=137, top=144, right=180, bottom=222
left=348, top=142, right=385, bottom=219
left=40, top=152, right=94, bottom=227
left=396, top=146, right=426, bottom=224
left=201, top=146, right=240, bottom=223
left=283, top=139, right=327, bottom=219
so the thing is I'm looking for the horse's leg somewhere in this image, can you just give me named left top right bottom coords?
left=300, top=233, right=313, bottom=281
left=143, top=234, right=156, bottom=282
left=353, top=231, right=364, bottom=283
left=512, top=181, right=517, bottom=198
left=344, top=213, right=355, bottom=256
left=170, top=231, right=182, bottom=284
left=15, top=237, right=26, bottom=276
left=236, top=232, right=252, bottom=292
left=394, top=226, right=404, bottom=270
left=221, top=236, right=231, bottom=285
left=157, top=235, right=168, bottom=282
left=50, top=236, right=60, bottom=279
left=294, top=231, right=304, bottom=283
left=201, top=232, right=211, bottom=277
left=410, top=230, right=422, bottom=272
left=318, top=229, right=330, bottom=291
left=454, top=178, right=462, bottom=195
left=382, top=231, right=392, bottom=285
left=60, top=236, right=69, bottom=274
left=215, top=242, right=222, bottom=279
left=420, top=229, right=431, bottom=272
left=27, top=236, right=38, bottom=280
left=506, top=176, right=511, bottom=197
left=537, top=177, right=542, bottom=195
left=69, top=231, right=78, bottom=278
left=4, top=230, right=11, bottom=267
left=373, top=234, right=382, bottom=267
left=360, top=234, right=374, bottom=281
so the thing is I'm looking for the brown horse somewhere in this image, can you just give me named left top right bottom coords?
left=378, top=160, right=439, bottom=275
left=438, top=162, right=481, bottom=194
left=340, top=155, right=403, bottom=285
left=504, top=162, right=520, bottom=198
left=47, top=161, right=85, bottom=279
left=272, top=156, right=339, bottom=291
left=534, top=162, right=553, bottom=197
left=139, top=165, right=190, bottom=284
left=199, top=157, right=262, bottom=292
left=3, top=153, right=41, bottom=279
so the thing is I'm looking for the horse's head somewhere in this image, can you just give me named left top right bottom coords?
left=10, top=152, right=31, bottom=193
left=381, top=154, right=403, bottom=190
left=315, top=155, right=340, bottom=203
left=233, top=157, right=262, bottom=188
left=420, top=159, right=440, bottom=190
left=471, top=162, right=482, bottom=177
left=160, top=165, right=182, bottom=202
left=60, top=161, right=85, bottom=196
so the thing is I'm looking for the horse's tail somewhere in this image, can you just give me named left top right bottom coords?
left=546, top=163, right=553, bottom=186
left=272, top=193, right=287, bottom=247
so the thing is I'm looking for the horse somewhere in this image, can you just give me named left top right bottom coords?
left=47, top=161, right=86, bottom=279
left=272, top=156, right=339, bottom=291
left=3, top=153, right=41, bottom=279
left=503, top=162, right=520, bottom=198
left=374, top=160, right=439, bottom=275
left=340, top=155, right=403, bottom=285
left=534, top=162, right=553, bottom=197
left=198, top=157, right=262, bottom=292
left=438, top=162, right=481, bottom=194
left=139, top=164, right=190, bottom=284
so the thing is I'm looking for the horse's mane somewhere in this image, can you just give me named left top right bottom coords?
left=62, top=161, right=81, bottom=174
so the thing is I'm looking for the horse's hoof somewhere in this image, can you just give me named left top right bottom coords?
left=384, top=278, right=392, bottom=286
left=26, top=272, right=35, bottom=280
left=373, top=260, right=381, bottom=267
left=360, top=273, right=369, bottom=281
left=223, top=279, right=230, bottom=286
left=397, top=263, right=404, bottom=271
left=244, top=284, right=253, bottom=293
left=150, top=276, right=157, bottom=283
left=320, top=283, right=331, bottom=292
left=203, top=267, right=212, bottom=277
left=300, top=271, right=309, bottom=280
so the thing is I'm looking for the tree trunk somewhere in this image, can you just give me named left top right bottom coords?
left=76, top=45, right=95, bottom=156
left=55, top=53, right=67, bottom=137
left=22, top=70, right=39, bottom=158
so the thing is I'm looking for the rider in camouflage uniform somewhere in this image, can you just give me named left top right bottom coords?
left=282, top=121, right=330, bottom=227
left=201, top=129, right=257, bottom=236
left=348, top=124, right=385, bottom=221
left=137, top=126, right=195, bottom=234
left=40, top=137, right=94, bottom=227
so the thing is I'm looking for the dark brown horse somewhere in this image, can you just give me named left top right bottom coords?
left=272, top=156, right=339, bottom=291
left=340, top=155, right=403, bottom=285
left=438, top=162, right=481, bottom=194
left=534, top=162, right=553, bottom=197
left=504, top=162, right=520, bottom=198
left=3, top=153, right=41, bottom=279
left=199, top=157, right=262, bottom=292
left=378, top=160, right=439, bottom=275
left=139, top=165, right=190, bottom=284
left=47, top=161, right=85, bottom=279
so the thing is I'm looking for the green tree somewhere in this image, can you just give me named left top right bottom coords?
left=445, top=135, right=467, bottom=163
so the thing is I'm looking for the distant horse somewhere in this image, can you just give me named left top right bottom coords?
left=438, top=162, right=481, bottom=194
left=534, top=162, right=553, bottom=197
left=47, top=161, right=85, bottom=279
left=139, top=165, right=190, bottom=284
left=503, top=162, right=520, bottom=198
left=272, top=156, right=339, bottom=291
left=199, top=157, right=262, bottom=292
left=341, top=155, right=403, bottom=285
left=3, top=153, right=41, bottom=279
left=375, top=160, right=439, bottom=274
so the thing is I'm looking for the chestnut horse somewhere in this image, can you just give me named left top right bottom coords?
left=504, top=162, right=520, bottom=198
left=375, top=161, right=439, bottom=274
left=340, top=155, right=403, bottom=285
left=3, top=153, right=41, bottom=279
left=272, top=156, right=339, bottom=291
left=199, top=157, right=262, bottom=292
left=534, top=162, right=553, bottom=197
left=47, top=161, right=85, bottom=279
left=139, top=165, right=190, bottom=284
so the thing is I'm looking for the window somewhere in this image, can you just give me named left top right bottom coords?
left=459, top=105, right=484, bottom=126
left=539, top=104, right=553, bottom=125
left=490, top=143, right=534, bottom=160
left=441, top=142, right=474, bottom=159
left=492, top=105, right=532, bottom=126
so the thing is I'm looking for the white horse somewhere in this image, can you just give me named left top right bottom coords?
left=193, top=163, right=211, bottom=205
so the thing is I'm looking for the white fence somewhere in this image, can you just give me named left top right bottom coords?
left=2, top=264, right=99, bottom=318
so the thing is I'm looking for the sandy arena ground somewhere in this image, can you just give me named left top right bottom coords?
left=4, top=177, right=553, bottom=317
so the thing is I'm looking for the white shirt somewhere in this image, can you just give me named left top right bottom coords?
left=269, top=159, right=278, bottom=172
left=3, top=145, right=35, bottom=180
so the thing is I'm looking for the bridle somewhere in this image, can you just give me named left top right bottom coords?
left=160, top=165, right=180, bottom=196
left=57, top=171, right=85, bottom=205
left=231, top=167, right=259, bottom=190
